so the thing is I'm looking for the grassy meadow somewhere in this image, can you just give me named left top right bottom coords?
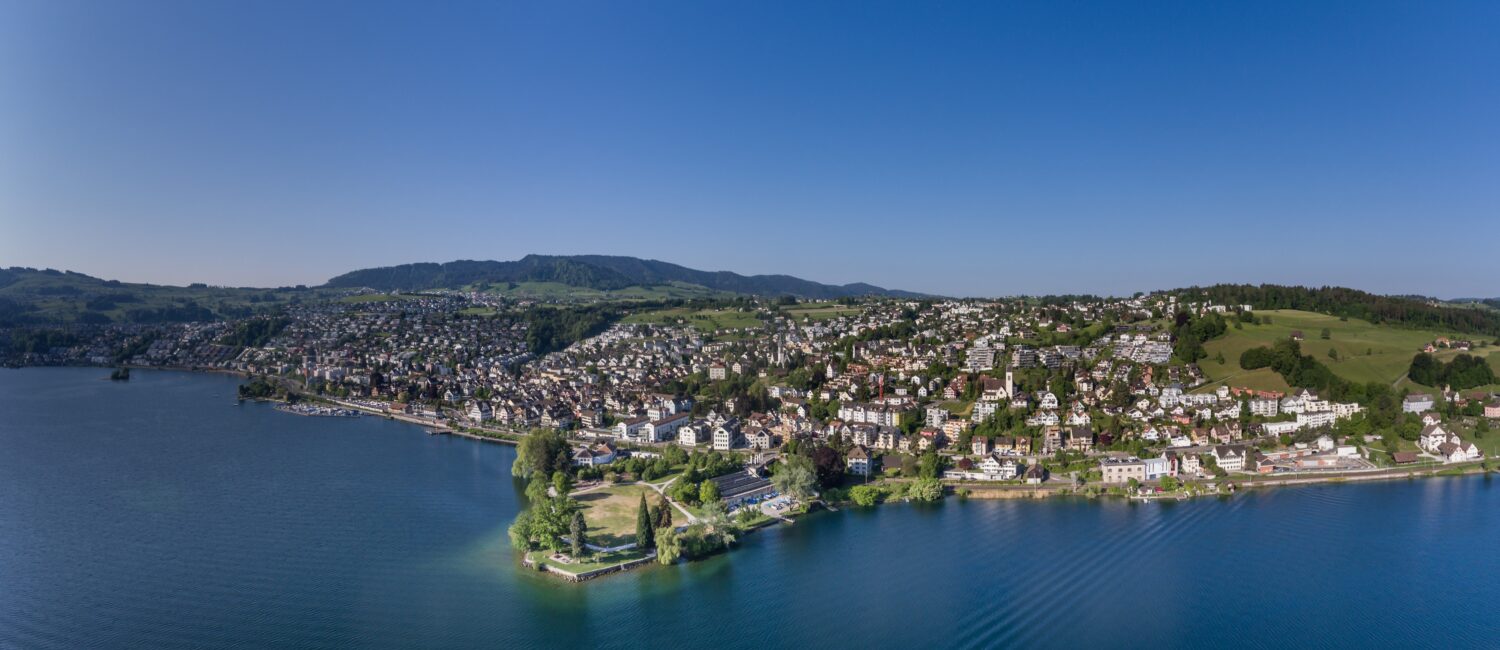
left=622, top=307, right=764, bottom=332
left=1195, top=310, right=1500, bottom=394
left=472, top=281, right=730, bottom=302
left=571, top=484, right=655, bottom=548
left=781, top=302, right=863, bottom=321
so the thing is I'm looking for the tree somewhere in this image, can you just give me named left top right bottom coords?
left=1327, top=348, right=1339, bottom=361
left=552, top=471, right=573, bottom=497
left=907, top=477, right=944, bottom=502
left=772, top=455, right=818, bottom=501
left=635, top=493, right=653, bottom=549
left=524, top=476, right=551, bottom=503
left=811, top=445, right=845, bottom=487
left=1320, top=327, right=1331, bottom=340
left=569, top=511, right=588, bottom=558
left=1160, top=475, right=1179, bottom=491
left=1240, top=346, right=1276, bottom=370
left=512, top=429, right=571, bottom=480
left=1408, top=353, right=1497, bottom=390
left=507, top=510, right=535, bottom=549
left=1201, top=455, right=1228, bottom=479
left=654, top=527, right=682, bottom=565
left=1476, top=417, right=1490, bottom=439
left=917, top=451, right=945, bottom=479
left=655, top=497, right=674, bottom=529
left=520, top=495, right=579, bottom=553
left=700, top=479, right=721, bottom=504
left=849, top=484, right=886, bottom=506
left=669, top=479, right=700, bottom=505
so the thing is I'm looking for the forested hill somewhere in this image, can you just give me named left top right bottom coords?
left=0, top=267, right=317, bottom=327
left=323, top=255, right=927, bottom=299
left=1172, top=284, right=1500, bottom=337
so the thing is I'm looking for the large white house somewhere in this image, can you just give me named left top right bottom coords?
left=1403, top=393, right=1436, bottom=413
left=1212, top=445, right=1247, bottom=472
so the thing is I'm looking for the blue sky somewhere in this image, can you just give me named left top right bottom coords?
left=2, top=1, right=1496, bottom=297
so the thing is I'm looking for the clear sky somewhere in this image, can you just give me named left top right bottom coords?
left=1, top=1, right=1496, bottom=297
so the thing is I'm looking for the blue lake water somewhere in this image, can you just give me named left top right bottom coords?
left=1, top=368, right=1496, bottom=649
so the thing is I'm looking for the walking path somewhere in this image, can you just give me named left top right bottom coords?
left=644, top=477, right=699, bottom=523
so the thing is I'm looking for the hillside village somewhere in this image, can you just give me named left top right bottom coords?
left=9, top=288, right=1499, bottom=496
left=9, top=283, right=1500, bottom=574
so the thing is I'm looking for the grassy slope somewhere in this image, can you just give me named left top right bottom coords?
left=337, top=293, right=420, bottom=304
left=1196, top=309, right=1500, bottom=394
left=470, top=281, right=732, bottom=301
left=781, top=303, right=863, bottom=321
left=622, top=307, right=764, bottom=332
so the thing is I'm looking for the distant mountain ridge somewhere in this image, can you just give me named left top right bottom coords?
left=323, top=255, right=929, bottom=299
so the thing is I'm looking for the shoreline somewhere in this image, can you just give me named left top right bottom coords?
left=55, top=364, right=1500, bottom=495
left=61, top=364, right=1500, bottom=492
left=114, top=363, right=526, bottom=447
left=39, top=364, right=1500, bottom=495
left=15, top=365, right=1500, bottom=572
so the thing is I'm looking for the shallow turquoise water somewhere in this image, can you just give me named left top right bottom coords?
left=1, top=368, right=1496, bottom=648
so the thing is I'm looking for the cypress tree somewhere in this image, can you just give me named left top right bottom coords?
left=570, top=511, right=587, bottom=559
left=656, top=497, right=673, bottom=529
left=635, top=493, right=653, bottom=549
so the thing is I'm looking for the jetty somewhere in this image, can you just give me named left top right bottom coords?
left=274, top=404, right=360, bottom=418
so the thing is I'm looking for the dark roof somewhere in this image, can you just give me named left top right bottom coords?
left=708, top=470, right=772, bottom=500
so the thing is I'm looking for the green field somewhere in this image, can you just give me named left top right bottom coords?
left=472, top=281, right=729, bottom=302
left=782, top=303, right=863, bottom=321
left=572, top=484, right=655, bottom=547
left=939, top=400, right=974, bottom=417
left=622, top=307, right=764, bottom=332
left=1196, top=309, right=1500, bottom=394
left=338, top=293, right=420, bottom=304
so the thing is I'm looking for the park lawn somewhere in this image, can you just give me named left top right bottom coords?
left=622, top=307, right=764, bottom=332
left=572, top=483, right=655, bottom=548
left=1198, top=309, right=1493, bottom=390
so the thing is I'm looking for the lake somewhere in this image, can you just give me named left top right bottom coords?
left=1, top=368, right=1496, bottom=649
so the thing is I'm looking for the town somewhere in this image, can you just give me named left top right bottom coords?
left=6, top=286, right=1499, bottom=579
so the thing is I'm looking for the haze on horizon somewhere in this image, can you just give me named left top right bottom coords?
left=1, top=1, right=1496, bottom=298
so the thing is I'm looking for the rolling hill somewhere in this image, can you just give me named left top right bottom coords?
left=0, top=267, right=325, bottom=326
left=322, top=255, right=928, bottom=299
left=1194, top=309, right=1500, bottom=396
